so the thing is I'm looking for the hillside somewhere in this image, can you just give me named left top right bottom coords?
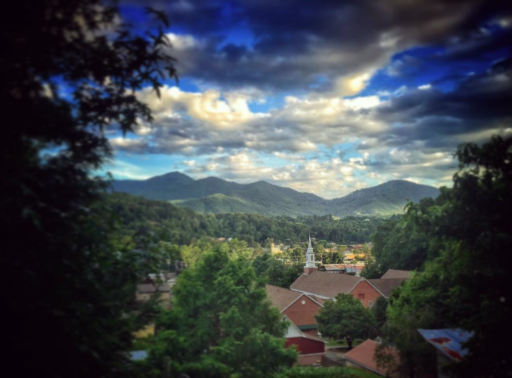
left=330, top=180, right=440, bottom=215
left=112, top=173, right=439, bottom=216
left=112, top=172, right=195, bottom=200
left=102, top=192, right=388, bottom=245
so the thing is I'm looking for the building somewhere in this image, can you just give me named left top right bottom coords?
left=291, top=271, right=407, bottom=308
left=266, top=284, right=324, bottom=336
left=345, top=262, right=365, bottom=276
left=304, top=234, right=318, bottom=275
left=265, top=284, right=326, bottom=365
left=292, top=237, right=407, bottom=308
left=282, top=315, right=325, bottom=365
left=344, top=339, right=400, bottom=377
left=321, top=264, right=346, bottom=274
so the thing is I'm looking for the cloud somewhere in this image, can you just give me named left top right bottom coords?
left=177, top=151, right=371, bottom=199
left=110, top=84, right=391, bottom=156
left=112, top=0, right=512, bottom=196
left=110, top=60, right=511, bottom=190
left=120, top=0, right=511, bottom=94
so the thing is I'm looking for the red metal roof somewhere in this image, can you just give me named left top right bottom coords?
left=344, top=339, right=399, bottom=377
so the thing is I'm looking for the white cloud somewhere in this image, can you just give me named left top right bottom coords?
left=166, top=33, right=198, bottom=50
left=136, top=86, right=269, bottom=129
left=180, top=152, right=372, bottom=199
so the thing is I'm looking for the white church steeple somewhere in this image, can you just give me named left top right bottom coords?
left=304, top=233, right=317, bottom=274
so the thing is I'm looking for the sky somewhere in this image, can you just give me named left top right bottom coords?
left=102, top=0, right=512, bottom=199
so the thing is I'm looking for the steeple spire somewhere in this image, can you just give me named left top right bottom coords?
left=304, top=232, right=317, bottom=274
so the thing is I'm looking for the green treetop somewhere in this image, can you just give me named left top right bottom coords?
left=147, top=246, right=297, bottom=377
left=360, top=252, right=381, bottom=279
left=376, top=136, right=512, bottom=377
left=316, top=294, right=375, bottom=344
left=2, top=0, right=176, bottom=376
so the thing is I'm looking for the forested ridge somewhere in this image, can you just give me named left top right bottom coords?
left=103, top=192, right=388, bottom=246
left=113, top=173, right=440, bottom=217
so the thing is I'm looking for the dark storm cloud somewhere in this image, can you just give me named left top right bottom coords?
left=379, top=60, right=512, bottom=124
left=124, top=0, right=511, bottom=92
left=363, top=60, right=512, bottom=156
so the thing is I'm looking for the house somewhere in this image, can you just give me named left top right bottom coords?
left=344, top=339, right=400, bottom=377
left=265, top=283, right=326, bottom=365
left=381, top=269, right=413, bottom=279
left=368, top=278, right=408, bottom=298
left=345, top=263, right=365, bottom=276
left=291, top=271, right=406, bottom=308
left=321, top=264, right=346, bottom=274
left=281, top=315, right=326, bottom=365
left=266, top=284, right=324, bottom=336
left=136, top=283, right=171, bottom=308
left=291, top=270, right=362, bottom=299
left=292, top=236, right=406, bottom=308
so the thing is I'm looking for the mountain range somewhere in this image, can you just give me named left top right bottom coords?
left=112, top=172, right=440, bottom=217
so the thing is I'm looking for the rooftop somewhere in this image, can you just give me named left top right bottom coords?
left=344, top=339, right=399, bottom=377
left=291, top=271, right=362, bottom=298
left=368, top=278, right=408, bottom=298
left=265, top=284, right=302, bottom=311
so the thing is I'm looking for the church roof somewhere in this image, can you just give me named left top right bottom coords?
left=368, top=278, right=407, bottom=298
left=266, top=284, right=302, bottom=311
left=291, top=271, right=362, bottom=298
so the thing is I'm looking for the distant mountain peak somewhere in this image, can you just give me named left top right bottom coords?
left=147, top=171, right=193, bottom=180
left=113, top=172, right=440, bottom=217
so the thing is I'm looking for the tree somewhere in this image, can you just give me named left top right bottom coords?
left=376, top=268, right=441, bottom=378
left=314, top=244, right=325, bottom=263
left=147, top=246, right=297, bottom=377
left=252, top=255, right=302, bottom=289
left=1, top=1, right=176, bottom=376
left=360, top=252, right=381, bottom=279
left=372, top=296, right=388, bottom=328
left=316, top=294, right=375, bottom=345
left=377, top=136, right=512, bottom=377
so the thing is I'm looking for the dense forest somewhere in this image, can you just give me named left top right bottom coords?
left=366, top=136, right=512, bottom=377
left=103, top=192, right=389, bottom=246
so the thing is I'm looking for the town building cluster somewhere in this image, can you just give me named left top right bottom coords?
left=264, top=235, right=412, bottom=373
left=133, top=236, right=410, bottom=375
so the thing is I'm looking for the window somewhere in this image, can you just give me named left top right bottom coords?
left=358, top=293, right=365, bottom=299
left=369, top=300, right=373, bottom=308
left=301, top=300, right=306, bottom=305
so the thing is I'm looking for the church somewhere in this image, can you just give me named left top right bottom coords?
left=291, top=235, right=410, bottom=309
